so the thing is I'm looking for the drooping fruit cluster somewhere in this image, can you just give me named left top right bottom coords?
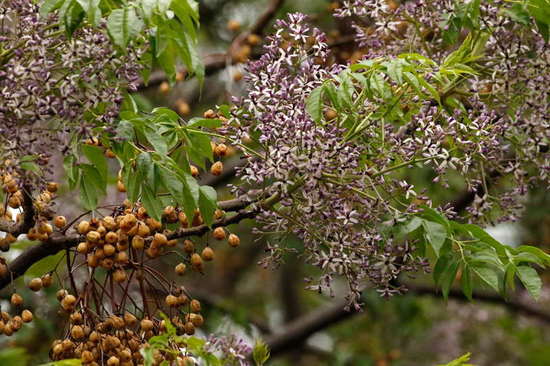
left=0, top=291, right=35, bottom=337
left=0, top=171, right=60, bottom=248
left=42, top=200, right=242, bottom=364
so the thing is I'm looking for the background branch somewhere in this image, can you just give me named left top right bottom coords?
left=262, top=284, right=550, bottom=357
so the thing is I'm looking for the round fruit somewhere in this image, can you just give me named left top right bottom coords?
left=140, top=318, right=154, bottom=331
left=86, top=230, right=101, bottom=243
left=228, top=233, right=240, bottom=247
left=191, top=253, right=202, bottom=268
left=103, top=244, right=116, bottom=256
left=175, top=263, right=186, bottom=276
left=247, top=33, right=262, bottom=46
left=183, top=240, right=194, bottom=253
left=227, top=19, right=241, bottom=32
left=213, top=227, right=226, bottom=240
left=11, top=293, right=23, bottom=306
left=54, top=216, right=66, bottom=229
left=21, top=310, right=33, bottom=323
left=77, top=220, right=90, bottom=234
left=105, top=231, right=118, bottom=244
left=203, top=109, right=216, bottom=118
left=71, top=325, right=85, bottom=339
left=153, top=233, right=167, bottom=246
left=184, top=321, right=195, bottom=335
left=190, top=299, right=201, bottom=313
left=124, top=312, right=137, bottom=326
left=190, top=313, right=204, bottom=327
left=210, top=161, right=223, bottom=176
left=46, top=182, right=59, bottom=193
left=107, top=356, right=120, bottom=366
left=201, top=247, right=214, bottom=261
left=41, top=273, right=53, bottom=287
left=159, top=81, right=170, bottom=94
left=77, top=242, right=88, bottom=254
left=113, top=269, right=127, bottom=283
left=131, top=235, right=145, bottom=250
left=165, top=295, right=179, bottom=307
left=28, top=277, right=43, bottom=291
left=214, top=143, right=228, bottom=157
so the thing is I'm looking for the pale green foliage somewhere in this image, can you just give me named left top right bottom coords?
left=438, top=352, right=475, bottom=366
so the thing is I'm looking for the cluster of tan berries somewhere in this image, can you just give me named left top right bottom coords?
left=50, top=292, right=202, bottom=365
left=0, top=285, right=47, bottom=336
left=46, top=202, right=240, bottom=364
left=73, top=201, right=239, bottom=272
left=1, top=171, right=60, bottom=249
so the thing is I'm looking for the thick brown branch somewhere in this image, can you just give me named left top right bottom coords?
left=406, top=283, right=550, bottom=323
left=0, top=231, right=77, bottom=289
left=264, top=299, right=357, bottom=356
left=263, top=284, right=550, bottom=357
left=0, top=197, right=256, bottom=291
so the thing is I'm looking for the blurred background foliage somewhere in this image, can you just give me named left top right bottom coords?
left=1, top=0, right=549, bottom=365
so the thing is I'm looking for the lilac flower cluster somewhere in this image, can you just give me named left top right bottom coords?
left=229, top=13, right=429, bottom=307
left=229, top=3, right=548, bottom=307
left=0, top=0, right=142, bottom=178
left=334, top=0, right=549, bottom=221
left=206, top=334, right=252, bottom=366
left=334, top=0, right=455, bottom=59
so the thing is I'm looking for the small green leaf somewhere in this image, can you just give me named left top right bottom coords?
left=107, top=7, right=144, bottom=48
left=515, top=245, right=550, bottom=265
left=140, top=346, right=155, bottom=366
left=116, top=120, right=136, bottom=141
left=141, top=185, right=163, bottom=221
left=79, top=168, right=100, bottom=210
left=306, top=87, right=324, bottom=123
left=252, top=339, right=271, bottom=366
left=62, top=0, right=85, bottom=37
left=39, top=0, right=66, bottom=18
left=198, top=186, right=218, bottom=227
left=188, top=131, right=214, bottom=163
left=384, top=60, right=403, bottom=84
left=123, top=166, right=141, bottom=202
left=0, top=347, right=29, bottom=366
left=39, top=359, right=82, bottom=366
left=517, top=265, right=542, bottom=300
left=471, top=265, right=500, bottom=293
left=143, top=127, right=168, bottom=155
left=437, top=352, right=473, bottom=366
left=460, top=224, right=506, bottom=256
left=187, top=118, right=223, bottom=129
left=75, top=0, right=100, bottom=25
left=440, top=259, right=459, bottom=300
left=63, top=155, right=79, bottom=189
left=422, top=220, right=447, bottom=257
left=82, top=144, right=108, bottom=180
left=460, top=265, right=473, bottom=301
left=136, top=152, right=155, bottom=188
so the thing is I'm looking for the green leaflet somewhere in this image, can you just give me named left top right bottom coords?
left=107, top=7, right=144, bottom=48
left=198, top=186, right=218, bottom=227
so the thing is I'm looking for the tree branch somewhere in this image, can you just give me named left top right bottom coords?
left=0, top=197, right=256, bottom=290
left=263, top=284, right=550, bottom=357
left=264, top=298, right=357, bottom=356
